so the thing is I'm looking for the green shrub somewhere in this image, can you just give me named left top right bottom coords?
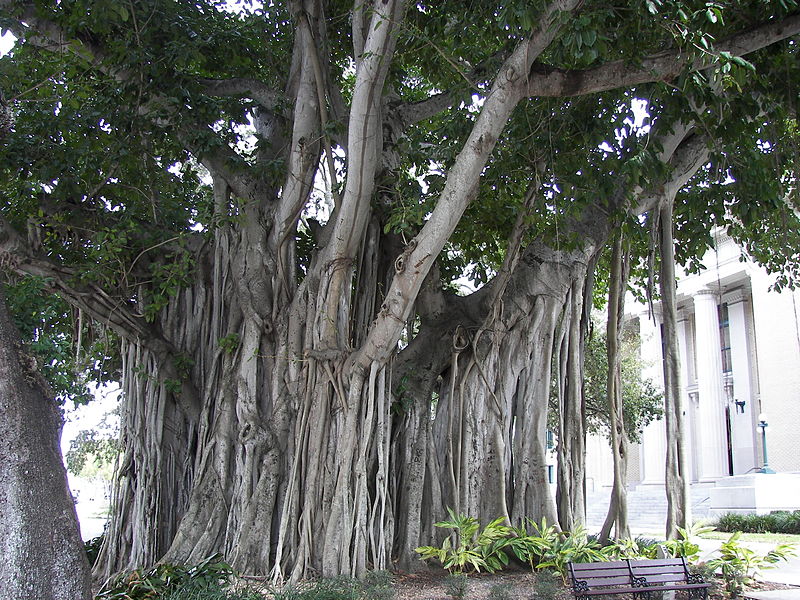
left=707, top=531, right=797, bottom=598
left=487, top=581, right=513, bottom=600
left=444, top=573, right=469, bottom=599
left=165, top=586, right=264, bottom=600
left=600, top=537, right=658, bottom=559
left=532, top=571, right=559, bottom=600
left=537, top=524, right=606, bottom=579
left=84, top=532, right=105, bottom=568
left=505, top=517, right=559, bottom=571
left=772, top=510, right=800, bottom=534
left=97, top=554, right=236, bottom=600
left=715, top=510, right=800, bottom=535
left=272, top=574, right=395, bottom=600
left=662, top=523, right=715, bottom=563
left=362, top=570, right=395, bottom=600
left=415, top=509, right=512, bottom=573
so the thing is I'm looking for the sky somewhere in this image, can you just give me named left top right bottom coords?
left=1, top=31, right=15, bottom=56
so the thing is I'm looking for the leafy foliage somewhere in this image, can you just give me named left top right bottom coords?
left=415, top=509, right=512, bottom=573
left=706, top=531, right=797, bottom=597
left=600, top=536, right=659, bottom=560
left=2, top=275, right=117, bottom=404
left=65, top=406, right=120, bottom=476
left=582, top=324, right=663, bottom=443
left=537, top=525, right=606, bottom=579
left=97, top=555, right=237, bottom=600
left=532, top=571, right=560, bottom=600
left=84, top=531, right=105, bottom=568
left=486, top=581, right=513, bottom=600
left=662, top=523, right=716, bottom=562
left=505, top=517, right=560, bottom=571
left=443, top=573, right=468, bottom=600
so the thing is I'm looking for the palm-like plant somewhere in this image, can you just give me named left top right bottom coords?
left=415, top=509, right=512, bottom=573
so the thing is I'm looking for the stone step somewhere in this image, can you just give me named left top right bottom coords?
left=584, top=484, right=714, bottom=532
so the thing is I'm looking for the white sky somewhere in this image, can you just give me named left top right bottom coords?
left=61, top=384, right=121, bottom=456
left=1, top=31, right=16, bottom=56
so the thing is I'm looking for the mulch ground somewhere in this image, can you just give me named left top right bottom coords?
left=243, top=567, right=800, bottom=599
left=388, top=568, right=800, bottom=600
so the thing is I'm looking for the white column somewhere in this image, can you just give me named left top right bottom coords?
left=692, top=289, right=729, bottom=480
left=725, top=290, right=757, bottom=473
left=676, top=313, right=696, bottom=482
left=638, top=310, right=666, bottom=484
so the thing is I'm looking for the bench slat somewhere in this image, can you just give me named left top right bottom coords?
left=571, top=568, right=631, bottom=578
left=628, top=558, right=686, bottom=567
left=571, top=560, right=629, bottom=571
left=573, top=575, right=632, bottom=586
left=639, top=573, right=691, bottom=584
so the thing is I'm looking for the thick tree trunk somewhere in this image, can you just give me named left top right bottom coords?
left=599, top=232, right=631, bottom=542
left=96, top=213, right=607, bottom=579
left=0, top=288, right=92, bottom=600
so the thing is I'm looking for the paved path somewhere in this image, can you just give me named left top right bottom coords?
left=743, top=591, right=800, bottom=599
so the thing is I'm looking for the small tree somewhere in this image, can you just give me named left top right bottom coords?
left=583, top=324, right=663, bottom=444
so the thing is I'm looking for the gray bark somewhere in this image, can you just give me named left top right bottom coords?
left=658, top=200, right=691, bottom=539
left=0, top=287, right=92, bottom=600
left=599, top=232, right=631, bottom=542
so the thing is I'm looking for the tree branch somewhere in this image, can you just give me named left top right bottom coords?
left=356, top=0, right=585, bottom=370
left=8, top=4, right=270, bottom=202
left=198, top=78, right=284, bottom=111
left=392, top=45, right=514, bottom=130
left=1, top=214, right=201, bottom=412
left=526, top=13, right=800, bottom=98
left=395, top=91, right=458, bottom=129
left=176, top=125, right=267, bottom=202
left=634, top=130, right=710, bottom=215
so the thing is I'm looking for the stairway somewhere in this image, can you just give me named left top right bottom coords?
left=584, top=483, right=713, bottom=535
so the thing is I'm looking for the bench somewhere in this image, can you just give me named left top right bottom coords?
left=568, top=557, right=710, bottom=600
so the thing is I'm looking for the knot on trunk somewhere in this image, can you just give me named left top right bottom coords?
left=394, top=238, right=418, bottom=274
left=452, top=324, right=470, bottom=351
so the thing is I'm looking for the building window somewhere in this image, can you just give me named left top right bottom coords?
left=719, top=303, right=732, bottom=373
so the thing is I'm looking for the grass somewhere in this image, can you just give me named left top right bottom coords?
left=699, top=531, right=800, bottom=544
left=635, top=529, right=800, bottom=545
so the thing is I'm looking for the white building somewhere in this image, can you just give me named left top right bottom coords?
left=587, top=230, right=800, bottom=498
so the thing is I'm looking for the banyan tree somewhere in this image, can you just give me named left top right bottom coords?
left=3, top=0, right=800, bottom=583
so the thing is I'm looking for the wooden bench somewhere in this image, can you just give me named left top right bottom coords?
left=568, top=557, right=710, bottom=600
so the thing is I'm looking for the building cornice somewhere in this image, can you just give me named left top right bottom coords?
left=723, top=289, right=747, bottom=305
